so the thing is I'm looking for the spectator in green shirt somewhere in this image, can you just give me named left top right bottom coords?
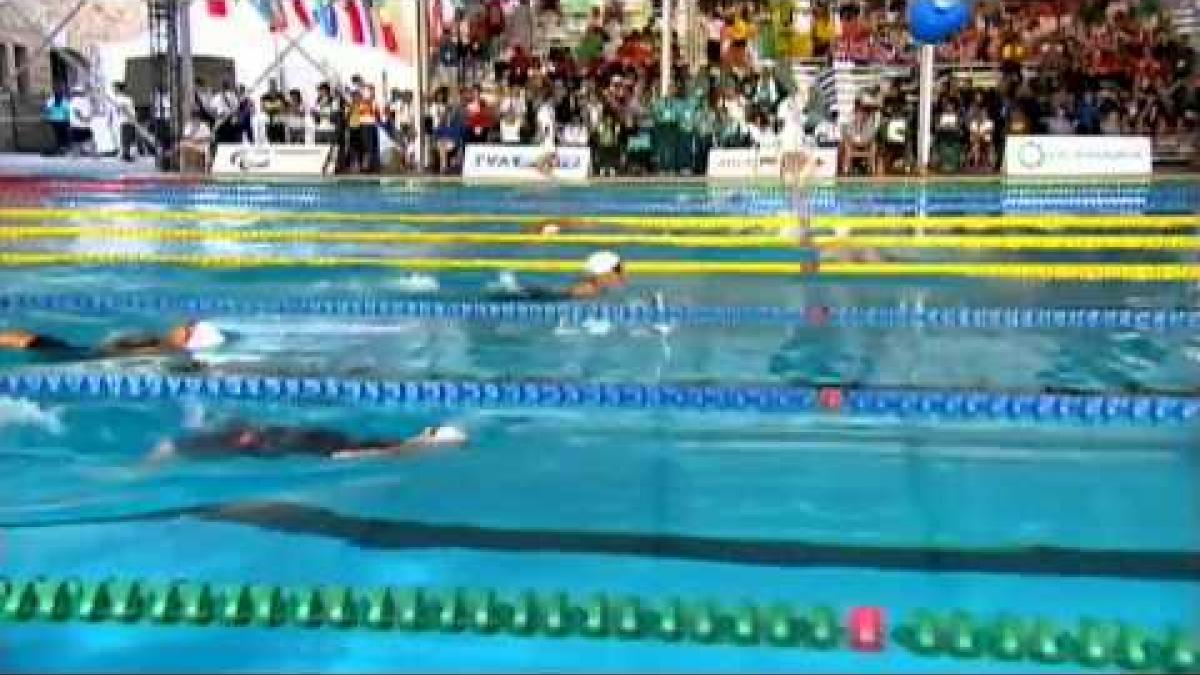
left=653, top=82, right=688, bottom=174
left=692, top=94, right=716, bottom=174
left=576, top=25, right=606, bottom=66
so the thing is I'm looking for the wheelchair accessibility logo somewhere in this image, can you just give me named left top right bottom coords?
left=229, top=148, right=272, bottom=172
left=1016, top=140, right=1045, bottom=169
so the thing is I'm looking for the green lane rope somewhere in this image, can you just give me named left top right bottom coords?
left=0, top=576, right=1195, bottom=672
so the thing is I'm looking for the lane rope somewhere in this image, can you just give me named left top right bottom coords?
left=0, top=575, right=1195, bottom=671
left=0, top=226, right=1197, bottom=250
left=1, top=207, right=1197, bottom=232
left=3, top=371, right=1196, bottom=425
left=0, top=252, right=1195, bottom=280
left=2, top=293, right=1196, bottom=331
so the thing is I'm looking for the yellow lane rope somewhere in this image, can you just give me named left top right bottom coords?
left=0, top=207, right=1196, bottom=232
left=0, top=226, right=1196, bottom=250
left=0, top=252, right=1194, bottom=280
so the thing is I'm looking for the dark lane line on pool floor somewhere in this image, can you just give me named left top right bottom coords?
left=4, top=501, right=1198, bottom=582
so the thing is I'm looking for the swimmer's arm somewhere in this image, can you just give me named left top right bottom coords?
left=329, top=435, right=468, bottom=460
left=566, top=282, right=601, bottom=299
left=329, top=443, right=420, bottom=460
left=97, top=335, right=171, bottom=356
left=0, top=330, right=38, bottom=350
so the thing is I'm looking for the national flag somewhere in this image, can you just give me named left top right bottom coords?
left=362, top=0, right=380, bottom=48
left=293, top=0, right=314, bottom=29
left=317, top=1, right=339, bottom=37
left=430, top=0, right=444, bottom=49
left=250, top=0, right=287, bottom=32
left=206, top=0, right=228, bottom=18
left=344, top=0, right=367, bottom=44
left=378, top=4, right=399, bottom=54
left=271, top=0, right=289, bottom=31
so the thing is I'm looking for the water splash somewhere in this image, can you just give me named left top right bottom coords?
left=0, top=397, right=64, bottom=435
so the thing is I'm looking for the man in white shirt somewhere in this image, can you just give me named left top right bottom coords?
left=210, top=81, right=241, bottom=143
left=68, top=86, right=94, bottom=156
left=812, top=112, right=841, bottom=147
left=112, top=82, right=138, bottom=162
left=776, top=86, right=809, bottom=152
left=535, top=97, right=556, bottom=145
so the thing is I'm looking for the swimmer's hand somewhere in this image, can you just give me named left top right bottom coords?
left=485, top=271, right=523, bottom=294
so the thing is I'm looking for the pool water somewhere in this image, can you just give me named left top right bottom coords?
left=0, top=178, right=1197, bottom=673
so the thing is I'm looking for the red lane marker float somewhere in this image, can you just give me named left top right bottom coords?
left=849, top=606, right=886, bottom=652
left=818, top=387, right=844, bottom=412
left=805, top=305, right=832, bottom=326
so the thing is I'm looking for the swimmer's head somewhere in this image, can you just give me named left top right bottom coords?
left=167, top=320, right=227, bottom=352
left=417, top=425, right=469, bottom=446
left=584, top=251, right=626, bottom=287
left=540, top=223, right=562, bottom=235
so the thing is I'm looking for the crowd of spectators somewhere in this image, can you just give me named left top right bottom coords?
left=148, top=0, right=1197, bottom=175
left=832, top=0, right=1198, bottom=174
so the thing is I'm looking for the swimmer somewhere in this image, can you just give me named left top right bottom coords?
left=488, top=250, right=628, bottom=301
left=522, top=217, right=587, bottom=236
left=0, top=320, right=226, bottom=363
left=146, top=422, right=469, bottom=463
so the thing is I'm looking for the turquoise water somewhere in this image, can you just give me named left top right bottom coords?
left=0, top=179, right=1197, bottom=672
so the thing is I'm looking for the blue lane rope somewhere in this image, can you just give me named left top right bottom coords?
left=1, top=371, right=1195, bottom=425
left=1, top=294, right=1197, bottom=331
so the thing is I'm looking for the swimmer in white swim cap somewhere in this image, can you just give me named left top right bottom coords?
left=486, top=250, right=628, bottom=302
left=146, top=421, right=470, bottom=463
left=0, top=319, right=227, bottom=362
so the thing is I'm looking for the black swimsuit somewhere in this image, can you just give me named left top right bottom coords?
left=25, top=335, right=92, bottom=362
left=176, top=425, right=397, bottom=459
left=486, top=286, right=572, bottom=302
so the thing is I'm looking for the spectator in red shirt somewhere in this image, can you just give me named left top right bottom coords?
left=463, top=85, right=495, bottom=143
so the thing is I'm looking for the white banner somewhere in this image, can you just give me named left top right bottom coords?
left=707, top=148, right=837, bottom=179
left=463, top=144, right=591, bottom=181
left=1004, top=135, right=1153, bottom=176
left=212, top=144, right=333, bottom=176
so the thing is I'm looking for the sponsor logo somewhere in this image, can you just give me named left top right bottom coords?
left=1017, top=140, right=1044, bottom=169
left=471, top=150, right=583, bottom=170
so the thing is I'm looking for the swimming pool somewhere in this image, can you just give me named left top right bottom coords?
left=0, top=176, right=1197, bottom=673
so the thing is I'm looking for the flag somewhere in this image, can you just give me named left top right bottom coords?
left=206, top=0, right=228, bottom=18
left=293, top=0, right=314, bottom=29
left=344, top=0, right=366, bottom=44
left=318, top=0, right=339, bottom=37
left=271, top=0, right=289, bottom=31
left=362, top=0, right=380, bottom=49
left=250, top=0, right=287, bottom=31
left=430, top=0, right=444, bottom=49
left=378, top=4, right=399, bottom=54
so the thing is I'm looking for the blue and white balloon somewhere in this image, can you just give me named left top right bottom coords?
left=908, top=0, right=973, bottom=45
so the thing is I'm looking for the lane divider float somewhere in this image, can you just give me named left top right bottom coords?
left=1, top=371, right=1195, bottom=425
left=0, top=576, right=1195, bottom=671
left=0, top=226, right=1197, bottom=250
left=0, top=252, right=1196, bottom=280
left=1, top=207, right=1196, bottom=232
left=1, top=293, right=1195, bottom=331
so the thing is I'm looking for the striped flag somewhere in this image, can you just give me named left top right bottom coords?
left=344, top=0, right=367, bottom=44
left=292, top=0, right=314, bottom=29
left=317, top=1, right=339, bottom=37
left=362, top=0, right=380, bottom=49
left=430, top=0, right=444, bottom=49
left=250, top=0, right=288, bottom=31
left=206, top=0, right=228, bottom=18
left=271, top=0, right=289, bottom=31
left=378, top=4, right=400, bottom=55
